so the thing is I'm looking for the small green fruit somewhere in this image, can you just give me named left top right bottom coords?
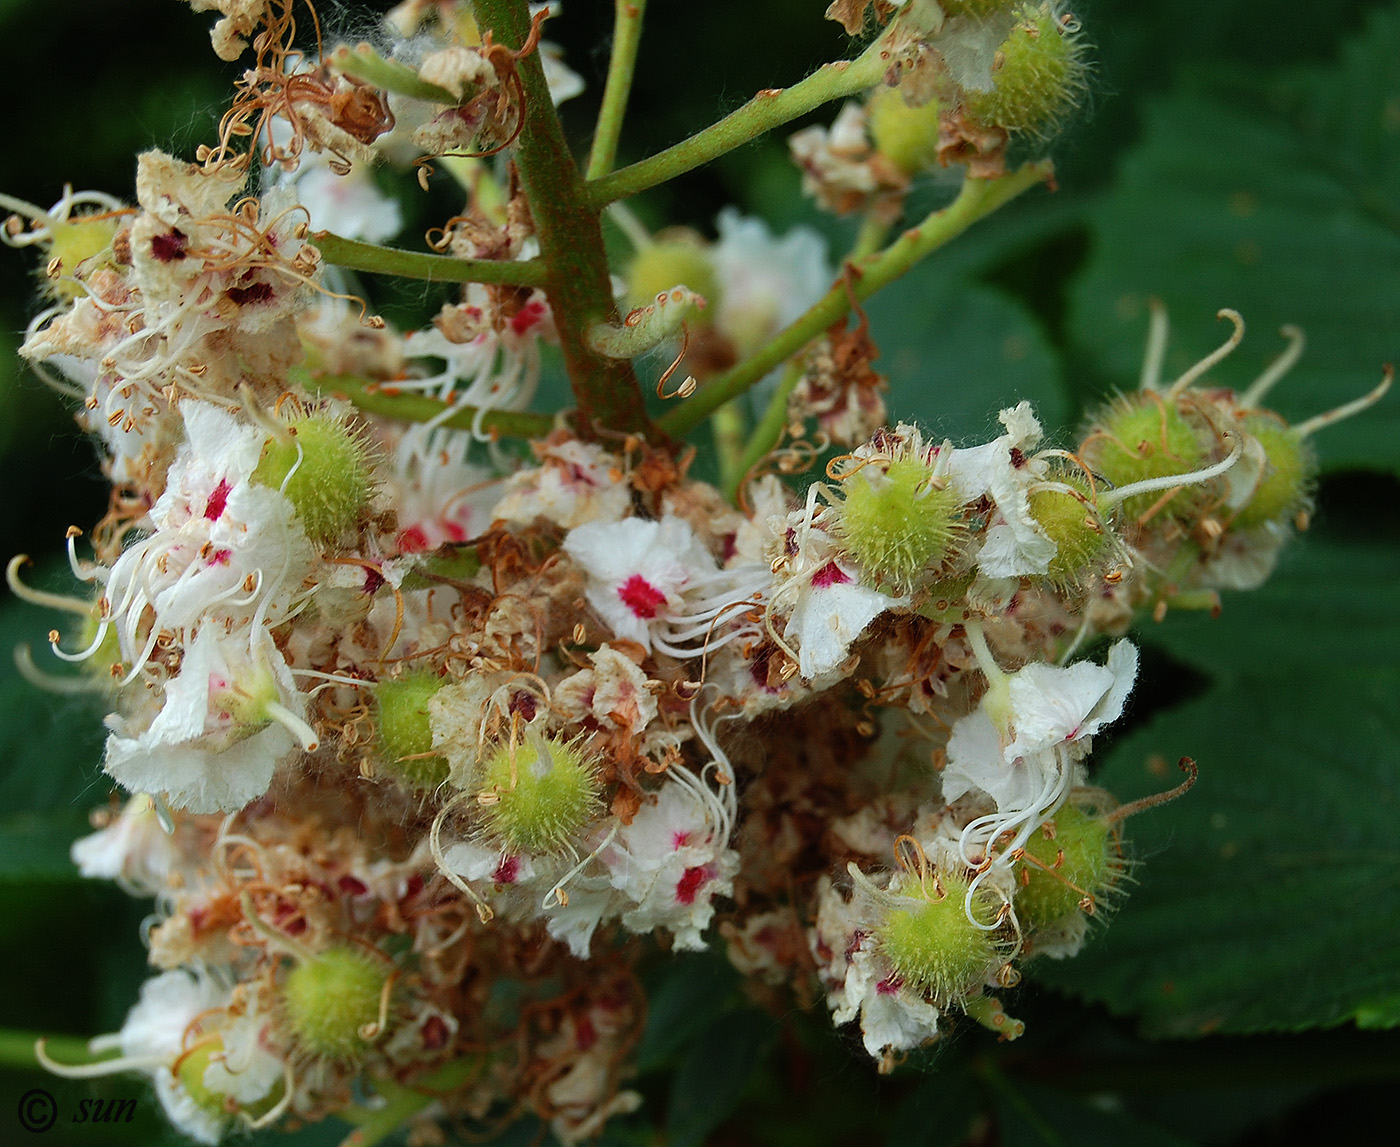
left=282, top=946, right=390, bottom=1061
left=878, top=873, right=999, bottom=1004
left=479, top=733, right=600, bottom=855
left=1027, top=472, right=1108, bottom=586
left=1234, top=415, right=1313, bottom=529
left=376, top=672, right=450, bottom=789
left=625, top=237, right=719, bottom=318
left=252, top=413, right=375, bottom=546
left=836, top=455, right=964, bottom=592
left=963, top=4, right=1087, bottom=135
left=1081, top=397, right=1210, bottom=522
left=1015, top=805, right=1116, bottom=928
left=866, top=86, right=943, bottom=176
left=45, top=214, right=121, bottom=300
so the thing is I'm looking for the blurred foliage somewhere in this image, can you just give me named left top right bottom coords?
left=2, top=0, right=1397, bottom=1144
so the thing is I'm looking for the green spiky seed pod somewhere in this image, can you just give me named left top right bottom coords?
left=878, top=873, right=1000, bottom=1005
left=964, top=4, right=1087, bottom=135
left=625, top=236, right=719, bottom=319
left=836, top=456, right=965, bottom=593
left=1234, top=415, right=1314, bottom=529
left=251, top=413, right=375, bottom=546
left=375, top=672, right=450, bottom=789
left=479, top=733, right=600, bottom=855
left=1080, top=397, right=1210, bottom=522
left=1015, top=805, right=1116, bottom=928
left=176, top=1036, right=284, bottom=1119
left=281, top=945, right=391, bottom=1061
left=1028, top=471, right=1109, bottom=586
left=44, top=214, right=121, bottom=300
left=866, top=86, right=943, bottom=175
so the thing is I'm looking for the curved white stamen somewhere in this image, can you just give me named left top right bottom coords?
left=49, top=617, right=115, bottom=664
left=263, top=701, right=318, bottom=752
left=428, top=792, right=495, bottom=923
left=1292, top=369, right=1392, bottom=440
left=1240, top=324, right=1305, bottom=407
left=542, top=821, right=620, bottom=911
left=13, top=645, right=107, bottom=694
left=1165, top=309, right=1245, bottom=398
left=6, top=555, right=97, bottom=617
left=1097, top=433, right=1243, bottom=511
left=240, top=1061, right=296, bottom=1130
left=34, top=1039, right=163, bottom=1079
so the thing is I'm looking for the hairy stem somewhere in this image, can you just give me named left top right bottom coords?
left=475, top=0, right=654, bottom=438
left=312, top=232, right=546, bottom=287
left=662, top=161, right=1054, bottom=438
left=584, top=38, right=890, bottom=207
left=586, top=0, right=649, bottom=180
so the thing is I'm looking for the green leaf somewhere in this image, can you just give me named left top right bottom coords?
left=666, top=1008, right=774, bottom=1147
left=870, top=275, right=1071, bottom=440
left=634, top=949, right=741, bottom=1073
left=1040, top=668, right=1400, bottom=1036
left=1068, top=19, right=1400, bottom=475
left=991, top=1077, right=1198, bottom=1147
left=1141, top=527, right=1400, bottom=677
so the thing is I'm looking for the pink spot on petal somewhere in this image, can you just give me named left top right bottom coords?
left=337, top=874, right=369, bottom=896
left=421, top=1015, right=449, bottom=1051
left=876, top=975, right=903, bottom=996
left=207, top=548, right=232, bottom=566
left=492, top=855, right=521, bottom=884
left=617, top=574, right=667, bottom=620
left=509, top=299, right=548, bottom=336
left=397, top=525, right=431, bottom=553
left=811, top=561, right=851, bottom=589
left=672, top=830, right=691, bottom=850
left=675, top=865, right=710, bottom=905
left=204, top=478, right=231, bottom=521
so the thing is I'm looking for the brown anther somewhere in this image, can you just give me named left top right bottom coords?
left=1152, top=598, right=1169, bottom=623
left=572, top=623, right=586, bottom=644
left=1103, top=567, right=1124, bottom=584
left=1295, top=509, right=1311, bottom=531
left=855, top=720, right=876, bottom=737
left=45, top=256, right=62, bottom=279
left=66, top=526, right=83, bottom=539
left=47, top=629, right=61, bottom=644
left=778, top=660, right=798, bottom=681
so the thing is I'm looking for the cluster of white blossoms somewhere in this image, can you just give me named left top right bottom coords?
left=4, top=0, right=1390, bottom=1141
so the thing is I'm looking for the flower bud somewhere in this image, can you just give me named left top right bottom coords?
left=866, top=86, right=943, bottom=176
left=281, top=945, right=391, bottom=1062
left=877, top=872, right=999, bottom=1005
left=376, top=672, right=451, bottom=789
left=478, top=731, right=601, bottom=855
left=251, top=413, right=376, bottom=546
left=963, top=4, right=1087, bottom=136
left=1233, top=414, right=1314, bottom=529
left=836, top=455, right=965, bottom=593
left=1015, top=804, right=1117, bottom=929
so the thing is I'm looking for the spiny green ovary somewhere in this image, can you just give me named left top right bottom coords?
left=281, top=946, right=390, bottom=1061
left=176, top=1036, right=283, bottom=1117
left=1234, top=416, right=1313, bottom=528
left=45, top=215, right=121, bottom=300
left=1028, top=475, right=1108, bottom=584
left=866, top=86, right=942, bottom=175
left=837, top=456, right=964, bottom=590
left=625, top=239, right=719, bottom=317
left=375, top=673, right=450, bottom=788
left=251, top=415, right=374, bottom=545
left=479, top=736, right=600, bottom=854
left=965, top=4, right=1087, bottom=134
left=1016, top=805, right=1114, bottom=927
left=878, top=876, right=998, bottom=1003
left=1082, top=398, right=1209, bottom=521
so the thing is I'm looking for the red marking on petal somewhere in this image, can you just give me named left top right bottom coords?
left=397, top=524, right=431, bottom=553
left=226, top=281, right=275, bottom=306
left=150, top=229, right=188, bottom=262
left=675, top=865, right=709, bottom=905
left=811, top=561, right=851, bottom=589
left=575, top=1013, right=597, bottom=1051
left=362, top=566, right=386, bottom=595
left=492, top=855, right=521, bottom=884
left=509, top=299, right=548, bottom=336
left=876, top=975, right=903, bottom=996
left=337, top=874, right=369, bottom=896
left=204, top=478, right=231, bottom=521
left=421, top=1015, right=449, bottom=1051
left=617, top=574, right=667, bottom=619
left=672, top=830, right=691, bottom=850
left=207, top=548, right=232, bottom=566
